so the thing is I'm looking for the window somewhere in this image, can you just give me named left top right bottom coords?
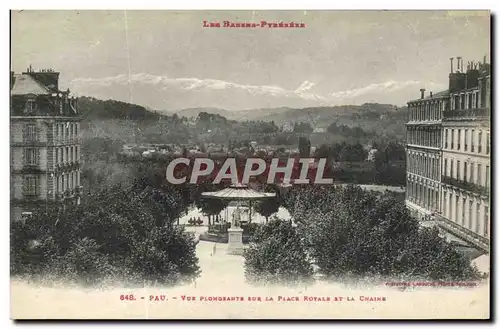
left=484, top=206, right=489, bottom=237
left=65, top=147, right=69, bottom=163
left=23, top=148, right=39, bottom=166
left=444, top=158, right=448, bottom=176
left=478, top=164, right=482, bottom=186
left=476, top=203, right=481, bottom=233
left=461, top=198, right=466, bottom=226
left=444, top=130, right=448, bottom=149
left=61, top=175, right=65, bottom=192
left=486, top=165, right=490, bottom=189
left=451, top=129, right=454, bottom=149
left=448, top=192, right=452, bottom=219
left=457, top=161, right=460, bottom=180
left=23, top=176, right=38, bottom=196
left=70, top=147, right=74, bottom=163
left=24, top=124, right=38, bottom=142
left=65, top=123, right=69, bottom=140
left=470, top=163, right=474, bottom=182
left=24, top=99, right=36, bottom=114
left=478, top=132, right=483, bottom=153
left=471, top=129, right=475, bottom=152
left=443, top=193, right=448, bottom=216
left=465, top=129, right=468, bottom=151
left=464, top=163, right=468, bottom=182
left=70, top=124, right=73, bottom=140
left=55, top=148, right=59, bottom=164
left=468, top=200, right=473, bottom=230
left=457, top=129, right=461, bottom=150
left=486, top=133, right=490, bottom=154
left=450, top=160, right=454, bottom=178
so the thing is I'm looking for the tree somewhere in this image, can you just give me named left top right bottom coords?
left=293, top=122, right=313, bottom=134
left=315, top=144, right=332, bottom=160
left=193, top=185, right=228, bottom=226
left=10, top=184, right=201, bottom=286
left=244, top=220, right=313, bottom=286
left=338, top=142, right=367, bottom=162
left=374, top=141, right=406, bottom=186
left=284, top=185, right=480, bottom=281
left=254, top=197, right=280, bottom=223
left=298, top=137, right=311, bottom=158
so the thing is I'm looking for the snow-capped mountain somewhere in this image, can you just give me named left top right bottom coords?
left=69, top=73, right=446, bottom=112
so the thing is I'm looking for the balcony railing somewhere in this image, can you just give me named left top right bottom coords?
left=441, top=175, right=489, bottom=197
left=442, top=107, right=489, bottom=120
left=434, top=214, right=489, bottom=252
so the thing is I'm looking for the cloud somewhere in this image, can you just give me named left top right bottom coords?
left=330, top=80, right=447, bottom=100
left=69, top=73, right=446, bottom=110
left=71, top=73, right=322, bottom=102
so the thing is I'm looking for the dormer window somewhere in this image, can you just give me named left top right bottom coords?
left=25, top=99, right=36, bottom=114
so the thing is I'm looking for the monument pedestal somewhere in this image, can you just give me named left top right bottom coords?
left=227, top=227, right=244, bottom=255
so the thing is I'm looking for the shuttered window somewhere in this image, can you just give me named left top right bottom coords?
left=23, top=148, right=39, bottom=166
left=23, top=176, right=39, bottom=196
left=24, top=124, right=38, bottom=142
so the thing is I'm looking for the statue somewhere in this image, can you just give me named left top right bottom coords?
left=232, top=206, right=242, bottom=228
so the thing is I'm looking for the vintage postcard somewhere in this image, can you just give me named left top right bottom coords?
left=10, top=10, right=491, bottom=319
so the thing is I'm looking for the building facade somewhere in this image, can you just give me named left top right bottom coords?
left=405, top=57, right=491, bottom=252
left=10, top=67, right=82, bottom=221
left=405, top=89, right=447, bottom=221
left=438, top=59, right=491, bottom=251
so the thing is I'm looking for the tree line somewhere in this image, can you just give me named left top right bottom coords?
left=244, top=185, right=481, bottom=285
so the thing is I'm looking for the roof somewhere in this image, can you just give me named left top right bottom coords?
left=201, top=183, right=276, bottom=200
left=10, top=74, right=51, bottom=96
left=408, top=89, right=449, bottom=103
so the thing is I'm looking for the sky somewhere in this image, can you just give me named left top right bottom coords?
left=10, top=10, right=491, bottom=111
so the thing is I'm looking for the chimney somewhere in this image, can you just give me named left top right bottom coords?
left=457, top=56, right=462, bottom=72
left=449, top=57, right=454, bottom=73
left=420, top=88, right=426, bottom=99
left=430, top=91, right=433, bottom=98
left=484, top=55, right=487, bottom=64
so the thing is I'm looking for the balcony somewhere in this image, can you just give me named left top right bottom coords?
left=441, top=175, right=489, bottom=197
left=55, top=161, right=80, bottom=172
left=12, top=165, right=46, bottom=174
left=443, top=107, right=489, bottom=120
left=76, top=185, right=83, bottom=195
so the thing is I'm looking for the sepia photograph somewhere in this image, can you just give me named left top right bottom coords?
left=9, top=9, right=491, bottom=320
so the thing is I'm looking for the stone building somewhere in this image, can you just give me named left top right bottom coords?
left=10, top=66, right=82, bottom=221
left=438, top=58, right=491, bottom=251
left=406, top=89, right=447, bottom=221
left=405, top=56, right=491, bottom=252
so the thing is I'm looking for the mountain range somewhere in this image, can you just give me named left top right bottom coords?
left=76, top=96, right=408, bottom=141
left=69, top=73, right=446, bottom=112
